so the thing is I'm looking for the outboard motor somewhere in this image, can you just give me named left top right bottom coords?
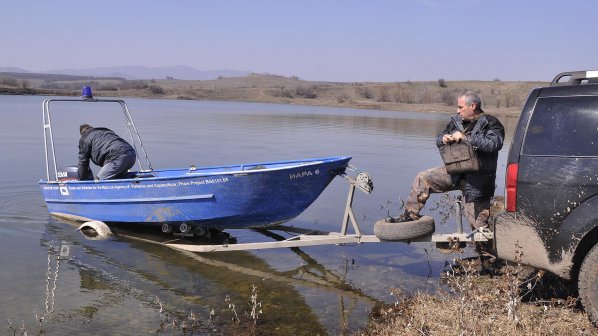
left=57, top=166, right=79, bottom=182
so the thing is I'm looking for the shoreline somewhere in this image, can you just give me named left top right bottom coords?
left=0, top=73, right=544, bottom=118
left=0, top=86, right=525, bottom=118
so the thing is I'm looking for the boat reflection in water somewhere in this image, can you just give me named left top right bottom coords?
left=39, top=218, right=381, bottom=335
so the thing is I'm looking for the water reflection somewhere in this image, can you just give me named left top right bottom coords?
left=229, top=113, right=447, bottom=139
left=37, top=219, right=383, bottom=335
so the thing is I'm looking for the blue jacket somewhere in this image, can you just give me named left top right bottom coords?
left=436, top=114, right=505, bottom=202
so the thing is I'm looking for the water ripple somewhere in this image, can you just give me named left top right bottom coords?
left=0, top=189, right=48, bottom=225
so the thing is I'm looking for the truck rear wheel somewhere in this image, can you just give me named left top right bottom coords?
left=579, top=244, right=598, bottom=326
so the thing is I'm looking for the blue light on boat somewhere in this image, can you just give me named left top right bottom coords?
left=82, top=86, right=93, bottom=99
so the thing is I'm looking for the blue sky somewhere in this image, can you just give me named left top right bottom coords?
left=2, top=0, right=597, bottom=82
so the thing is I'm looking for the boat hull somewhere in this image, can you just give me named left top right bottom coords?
left=39, top=157, right=350, bottom=229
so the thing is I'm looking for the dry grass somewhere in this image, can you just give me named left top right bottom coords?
left=155, top=284, right=264, bottom=335
left=359, top=257, right=597, bottom=336
left=0, top=72, right=546, bottom=116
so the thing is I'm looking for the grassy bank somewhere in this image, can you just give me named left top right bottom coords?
left=0, top=72, right=546, bottom=116
left=358, top=257, right=596, bottom=336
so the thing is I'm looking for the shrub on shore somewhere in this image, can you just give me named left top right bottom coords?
left=359, top=257, right=594, bottom=335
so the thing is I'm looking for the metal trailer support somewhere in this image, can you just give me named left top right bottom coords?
left=42, top=95, right=153, bottom=182
left=430, top=227, right=494, bottom=244
left=167, top=169, right=382, bottom=253
left=427, top=197, right=494, bottom=249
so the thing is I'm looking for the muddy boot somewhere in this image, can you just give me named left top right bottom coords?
left=386, top=211, right=420, bottom=223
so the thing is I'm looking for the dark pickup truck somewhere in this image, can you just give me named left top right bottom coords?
left=492, top=70, right=598, bottom=326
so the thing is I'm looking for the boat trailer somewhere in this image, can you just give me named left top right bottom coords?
left=152, top=168, right=492, bottom=253
left=154, top=166, right=381, bottom=252
left=79, top=167, right=493, bottom=253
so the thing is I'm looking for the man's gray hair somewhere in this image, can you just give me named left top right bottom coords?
left=460, top=91, right=483, bottom=112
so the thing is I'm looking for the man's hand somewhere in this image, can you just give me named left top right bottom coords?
left=451, top=131, right=465, bottom=143
left=442, top=132, right=466, bottom=144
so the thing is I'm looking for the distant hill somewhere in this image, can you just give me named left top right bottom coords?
left=42, top=65, right=251, bottom=80
left=0, top=71, right=120, bottom=81
left=0, top=67, right=30, bottom=73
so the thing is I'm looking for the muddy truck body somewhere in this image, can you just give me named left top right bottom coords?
left=492, top=70, right=598, bottom=326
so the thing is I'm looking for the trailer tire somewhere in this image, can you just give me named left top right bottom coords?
left=374, top=216, right=435, bottom=241
left=579, top=243, right=598, bottom=327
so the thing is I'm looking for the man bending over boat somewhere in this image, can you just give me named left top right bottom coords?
left=78, top=124, right=137, bottom=180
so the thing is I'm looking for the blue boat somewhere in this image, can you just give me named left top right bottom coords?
left=39, top=88, right=351, bottom=231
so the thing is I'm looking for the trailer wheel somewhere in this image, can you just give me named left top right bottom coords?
left=161, top=224, right=173, bottom=233
left=179, top=223, right=191, bottom=234
left=374, top=216, right=435, bottom=241
left=579, top=243, right=598, bottom=326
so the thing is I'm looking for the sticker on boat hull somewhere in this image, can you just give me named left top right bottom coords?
left=59, top=186, right=69, bottom=196
left=290, top=169, right=319, bottom=179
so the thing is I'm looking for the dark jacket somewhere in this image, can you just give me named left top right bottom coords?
left=78, top=127, right=135, bottom=180
left=436, top=113, right=505, bottom=202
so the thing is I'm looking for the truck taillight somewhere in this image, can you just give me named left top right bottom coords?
left=505, top=163, right=519, bottom=212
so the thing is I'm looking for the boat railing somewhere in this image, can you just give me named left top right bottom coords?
left=42, top=89, right=153, bottom=182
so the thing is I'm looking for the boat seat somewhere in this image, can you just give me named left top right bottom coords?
left=245, top=165, right=266, bottom=171
left=134, top=172, right=155, bottom=178
left=121, top=172, right=155, bottom=179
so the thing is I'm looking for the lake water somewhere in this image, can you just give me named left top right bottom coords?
left=0, top=95, right=517, bottom=335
